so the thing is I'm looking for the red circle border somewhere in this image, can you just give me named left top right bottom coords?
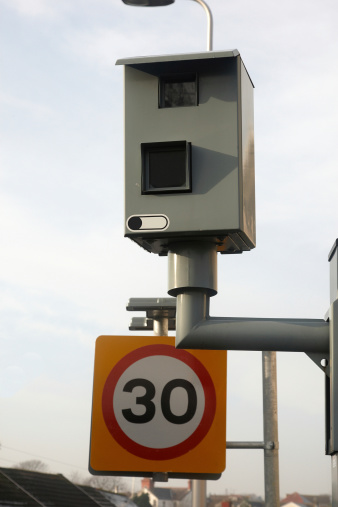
left=102, top=344, right=216, bottom=461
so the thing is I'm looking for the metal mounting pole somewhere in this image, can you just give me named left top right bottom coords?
left=262, top=351, right=280, bottom=506
left=151, top=303, right=208, bottom=507
left=192, top=479, right=206, bottom=507
left=153, top=312, right=169, bottom=336
left=127, top=297, right=206, bottom=506
left=168, top=241, right=283, bottom=506
left=168, top=242, right=329, bottom=354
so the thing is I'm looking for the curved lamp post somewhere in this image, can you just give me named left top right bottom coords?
left=121, top=0, right=213, bottom=51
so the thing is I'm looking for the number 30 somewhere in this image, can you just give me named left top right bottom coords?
left=122, top=378, right=197, bottom=425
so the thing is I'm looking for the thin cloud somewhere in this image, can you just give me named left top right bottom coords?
left=0, top=92, right=56, bottom=119
left=63, top=25, right=190, bottom=71
left=0, top=0, right=68, bottom=19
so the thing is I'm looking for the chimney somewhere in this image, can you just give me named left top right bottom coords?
left=141, top=478, right=154, bottom=491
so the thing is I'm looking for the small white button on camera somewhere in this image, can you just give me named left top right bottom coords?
left=127, top=214, right=169, bottom=232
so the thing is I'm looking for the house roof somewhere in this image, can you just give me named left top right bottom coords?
left=100, top=490, right=139, bottom=507
left=208, top=494, right=264, bottom=507
left=152, top=488, right=173, bottom=501
left=281, top=492, right=331, bottom=506
left=0, top=467, right=114, bottom=507
left=147, top=486, right=191, bottom=502
left=171, top=488, right=191, bottom=501
left=281, top=493, right=312, bottom=506
left=0, top=470, right=41, bottom=507
left=208, top=494, right=230, bottom=507
left=79, top=485, right=117, bottom=506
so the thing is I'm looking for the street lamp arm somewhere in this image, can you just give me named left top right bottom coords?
left=121, top=0, right=214, bottom=51
left=189, top=0, right=213, bottom=51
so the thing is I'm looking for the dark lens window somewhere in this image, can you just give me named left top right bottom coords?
left=160, top=74, right=197, bottom=108
left=148, top=149, right=186, bottom=188
left=141, top=141, right=192, bottom=194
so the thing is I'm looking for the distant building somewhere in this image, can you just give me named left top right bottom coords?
left=207, top=493, right=264, bottom=507
left=139, top=478, right=192, bottom=507
left=280, top=492, right=331, bottom=507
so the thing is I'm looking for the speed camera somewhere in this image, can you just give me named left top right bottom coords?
left=116, top=50, right=255, bottom=255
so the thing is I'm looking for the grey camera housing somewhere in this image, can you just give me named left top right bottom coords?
left=116, top=50, right=255, bottom=255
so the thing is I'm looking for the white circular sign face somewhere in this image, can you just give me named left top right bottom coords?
left=113, top=355, right=204, bottom=448
left=102, top=344, right=216, bottom=460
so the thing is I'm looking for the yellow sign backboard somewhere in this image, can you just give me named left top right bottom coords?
left=89, top=335, right=227, bottom=479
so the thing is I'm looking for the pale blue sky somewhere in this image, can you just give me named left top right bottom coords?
left=1, top=0, right=338, bottom=499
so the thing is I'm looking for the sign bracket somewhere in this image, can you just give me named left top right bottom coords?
left=127, top=297, right=279, bottom=501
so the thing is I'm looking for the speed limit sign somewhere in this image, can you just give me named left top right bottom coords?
left=89, top=336, right=227, bottom=479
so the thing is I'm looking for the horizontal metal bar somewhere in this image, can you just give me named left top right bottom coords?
left=226, top=441, right=278, bottom=450
left=176, top=316, right=329, bottom=353
left=226, top=441, right=265, bottom=449
left=127, top=298, right=176, bottom=312
left=129, top=317, right=153, bottom=331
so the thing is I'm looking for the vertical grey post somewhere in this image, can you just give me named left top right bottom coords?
left=149, top=300, right=205, bottom=506
left=333, top=453, right=338, bottom=507
left=168, top=242, right=216, bottom=507
left=329, top=240, right=338, bottom=506
left=262, top=351, right=280, bottom=506
left=152, top=307, right=170, bottom=484
left=152, top=306, right=206, bottom=507
left=192, top=477, right=207, bottom=507
left=153, top=313, right=169, bottom=337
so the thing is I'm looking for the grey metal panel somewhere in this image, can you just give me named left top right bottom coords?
left=328, top=300, right=338, bottom=453
left=116, top=50, right=240, bottom=67
left=126, top=298, right=176, bottom=332
left=326, top=239, right=338, bottom=460
left=126, top=297, right=176, bottom=312
left=122, top=52, right=255, bottom=255
left=329, top=239, right=338, bottom=304
left=238, top=58, right=256, bottom=246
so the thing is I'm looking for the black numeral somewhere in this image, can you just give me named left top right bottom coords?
left=122, top=378, right=197, bottom=424
left=161, top=379, right=197, bottom=424
left=122, top=378, right=156, bottom=423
